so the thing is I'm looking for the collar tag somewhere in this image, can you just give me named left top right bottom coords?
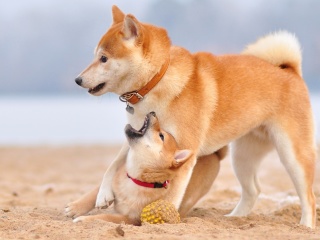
left=126, top=104, right=134, bottom=114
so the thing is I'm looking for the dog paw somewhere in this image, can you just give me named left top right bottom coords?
left=224, top=211, right=247, bottom=217
left=224, top=213, right=233, bottom=217
left=65, top=201, right=92, bottom=219
left=95, top=189, right=114, bottom=208
left=73, top=216, right=88, bottom=223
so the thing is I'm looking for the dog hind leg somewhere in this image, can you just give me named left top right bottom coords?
left=73, top=213, right=139, bottom=225
left=270, top=125, right=316, bottom=228
left=65, top=186, right=99, bottom=218
left=227, top=132, right=273, bottom=217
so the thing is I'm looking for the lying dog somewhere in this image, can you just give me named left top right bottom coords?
left=70, top=112, right=192, bottom=225
left=68, top=5, right=316, bottom=228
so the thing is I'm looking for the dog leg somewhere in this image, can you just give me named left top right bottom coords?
left=227, top=133, right=272, bottom=217
left=65, top=186, right=99, bottom=218
left=95, top=142, right=129, bottom=208
left=271, top=126, right=316, bottom=228
left=179, top=146, right=227, bottom=217
left=73, top=213, right=139, bottom=225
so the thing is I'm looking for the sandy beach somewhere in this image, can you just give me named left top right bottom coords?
left=0, top=145, right=319, bottom=239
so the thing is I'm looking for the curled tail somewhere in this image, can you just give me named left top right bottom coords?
left=242, top=31, right=302, bottom=77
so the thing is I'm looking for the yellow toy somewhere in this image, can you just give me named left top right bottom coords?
left=140, top=199, right=180, bottom=224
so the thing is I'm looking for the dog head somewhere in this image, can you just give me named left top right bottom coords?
left=125, top=112, right=192, bottom=184
left=75, top=5, right=171, bottom=96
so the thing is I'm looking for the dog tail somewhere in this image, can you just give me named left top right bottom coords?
left=242, top=31, right=302, bottom=77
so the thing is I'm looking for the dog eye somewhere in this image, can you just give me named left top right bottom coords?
left=159, top=133, right=164, bottom=141
left=100, top=55, right=108, bottom=63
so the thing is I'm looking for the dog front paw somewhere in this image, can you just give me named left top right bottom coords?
left=95, top=189, right=114, bottom=208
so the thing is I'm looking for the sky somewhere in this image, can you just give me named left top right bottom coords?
left=0, top=0, right=319, bottom=96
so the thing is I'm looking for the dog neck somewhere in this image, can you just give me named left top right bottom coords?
left=127, top=173, right=169, bottom=189
left=119, top=58, right=170, bottom=106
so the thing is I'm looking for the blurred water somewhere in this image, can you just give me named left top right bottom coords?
left=0, top=95, right=319, bottom=145
left=0, top=96, right=127, bottom=145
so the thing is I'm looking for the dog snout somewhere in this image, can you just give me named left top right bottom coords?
left=75, top=77, right=83, bottom=86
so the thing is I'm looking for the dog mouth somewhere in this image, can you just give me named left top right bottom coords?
left=88, top=83, right=106, bottom=94
left=125, top=115, right=150, bottom=140
left=125, top=112, right=156, bottom=140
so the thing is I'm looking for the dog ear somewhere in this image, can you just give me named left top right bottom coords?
left=172, top=150, right=192, bottom=168
left=112, top=5, right=125, bottom=24
left=122, top=14, right=143, bottom=43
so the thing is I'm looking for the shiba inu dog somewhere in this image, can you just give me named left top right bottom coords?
left=68, top=5, right=316, bottom=228
left=69, top=112, right=193, bottom=225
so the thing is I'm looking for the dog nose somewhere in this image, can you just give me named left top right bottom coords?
left=75, top=77, right=82, bottom=86
left=150, top=111, right=156, bottom=117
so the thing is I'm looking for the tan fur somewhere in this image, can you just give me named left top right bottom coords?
left=68, top=5, right=316, bottom=228
left=71, top=113, right=193, bottom=224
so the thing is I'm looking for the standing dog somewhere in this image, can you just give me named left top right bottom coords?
left=71, top=112, right=193, bottom=225
left=68, top=5, right=316, bottom=228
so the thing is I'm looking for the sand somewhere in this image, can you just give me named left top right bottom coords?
left=0, top=145, right=319, bottom=239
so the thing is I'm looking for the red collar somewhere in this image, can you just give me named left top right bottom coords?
left=119, top=58, right=170, bottom=105
left=127, top=173, right=169, bottom=189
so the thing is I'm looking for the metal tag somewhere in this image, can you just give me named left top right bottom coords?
left=126, top=104, right=134, bottom=114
